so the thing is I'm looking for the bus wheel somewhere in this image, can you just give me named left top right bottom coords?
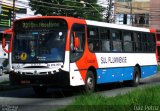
left=84, top=71, right=95, bottom=94
left=131, top=67, right=140, bottom=87
left=33, top=86, right=47, bottom=96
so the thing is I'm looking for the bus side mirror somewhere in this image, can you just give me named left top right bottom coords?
left=2, top=35, right=6, bottom=48
left=73, top=32, right=80, bottom=49
left=2, top=33, right=12, bottom=53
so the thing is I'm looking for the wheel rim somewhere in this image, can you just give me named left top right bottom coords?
left=87, top=76, right=94, bottom=90
left=135, top=72, right=139, bottom=83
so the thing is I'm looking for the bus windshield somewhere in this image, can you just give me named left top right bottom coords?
left=12, top=19, right=67, bottom=63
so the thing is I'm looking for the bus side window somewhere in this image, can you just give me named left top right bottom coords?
left=141, top=33, right=147, bottom=52
left=123, top=31, right=133, bottom=52
left=111, top=30, right=122, bottom=52
left=133, top=32, right=141, bottom=52
left=87, top=26, right=99, bottom=52
left=147, top=33, right=156, bottom=52
left=70, top=24, right=85, bottom=62
left=100, top=27, right=110, bottom=52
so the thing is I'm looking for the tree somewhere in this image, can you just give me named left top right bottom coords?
left=29, top=0, right=105, bottom=21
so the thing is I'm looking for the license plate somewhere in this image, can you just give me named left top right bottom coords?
left=21, top=80, right=30, bottom=84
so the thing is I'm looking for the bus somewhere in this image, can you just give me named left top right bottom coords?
left=156, top=33, right=160, bottom=64
left=2, top=16, right=157, bottom=95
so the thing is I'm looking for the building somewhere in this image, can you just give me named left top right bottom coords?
left=0, top=4, right=13, bottom=31
left=115, top=0, right=160, bottom=62
left=150, top=0, right=160, bottom=62
left=150, top=0, right=160, bottom=31
left=0, top=0, right=28, bottom=72
left=114, top=0, right=150, bottom=27
left=0, top=0, right=29, bottom=32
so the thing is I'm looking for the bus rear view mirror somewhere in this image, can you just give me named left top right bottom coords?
left=2, top=29, right=13, bottom=53
left=2, top=35, right=6, bottom=48
left=73, top=32, right=80, bottom=49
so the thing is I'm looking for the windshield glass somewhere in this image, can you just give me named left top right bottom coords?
left=12, top=19, right=67, bottom=63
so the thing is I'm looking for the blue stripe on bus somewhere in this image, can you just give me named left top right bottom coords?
left=141, top=65, right=157, bottom=78
left=96, top=67, right=134, bottom=84
left=96, top=65, right=157, bottom=84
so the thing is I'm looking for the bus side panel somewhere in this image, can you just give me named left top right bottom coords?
left=95, top=53, right=157, bottom=84
left=141, top=65, right=157, bottom=78
left=69, top=52, right=99, bottom=86
left=70, top=63, right=85, bottom=86
left=96, top=67, right=134, bottom=84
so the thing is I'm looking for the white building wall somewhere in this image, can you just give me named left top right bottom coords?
left=1, top=0, right=34, bottom=19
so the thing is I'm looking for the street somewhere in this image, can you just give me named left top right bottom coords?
left=0, top=73, right=160, bottom=111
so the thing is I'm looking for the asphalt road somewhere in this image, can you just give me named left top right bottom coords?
left=0, top=73, right=160, bottom=111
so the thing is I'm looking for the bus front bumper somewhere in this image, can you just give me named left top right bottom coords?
left=9, top=71, right=70, bottom=87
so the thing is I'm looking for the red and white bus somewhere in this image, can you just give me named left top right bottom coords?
left=2, top=16, right=157, bottom=95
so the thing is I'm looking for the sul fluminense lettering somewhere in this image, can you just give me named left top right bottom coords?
left=101, top=57, right=127, bottom=64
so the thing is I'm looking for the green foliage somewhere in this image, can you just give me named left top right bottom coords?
left=56, top=85, right=160, bottom=111
left=158, top=66, right=160, bottom=71
left=29, top=0, right=105, bottom=21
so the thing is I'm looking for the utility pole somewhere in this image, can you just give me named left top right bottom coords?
left=130, top=1, right=133, bottom=26
left=106, top=0, right=114, bottom=23
left=13, top=0, right=15, bottom=22
left=106, top=0, right=111, bottom=23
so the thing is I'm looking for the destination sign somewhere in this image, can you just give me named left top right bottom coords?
left=22, top=22, right=60, bottom=29
left=0, top=5, right=11, bottom=28
left=14, top=19, right=68, bottom=31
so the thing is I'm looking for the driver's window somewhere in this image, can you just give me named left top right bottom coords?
left=70, top=24, right=85, bottom=62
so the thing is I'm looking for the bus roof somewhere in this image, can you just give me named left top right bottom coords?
left=15, top=16, right=154, bottom=33
left=86, top=20, right=150, bottom=33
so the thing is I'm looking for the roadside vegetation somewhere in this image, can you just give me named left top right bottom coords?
left=56, top=85, right=160, bottom=111
left=158, top=65, right=160, bottom=71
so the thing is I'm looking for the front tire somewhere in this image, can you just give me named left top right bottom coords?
left=84, top=71, right=95, bottom=94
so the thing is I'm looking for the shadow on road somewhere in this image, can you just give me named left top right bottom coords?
left=0, top=74, right=160, bottom=99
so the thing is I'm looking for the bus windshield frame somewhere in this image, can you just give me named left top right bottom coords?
left=12, top=18, right=68, bottom=63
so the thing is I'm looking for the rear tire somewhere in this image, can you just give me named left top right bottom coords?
left=33, top=86, right=47, bottom=96
left=131, top=67, right=140, bottom=87
left=84, top=71, right=95, bottom=94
